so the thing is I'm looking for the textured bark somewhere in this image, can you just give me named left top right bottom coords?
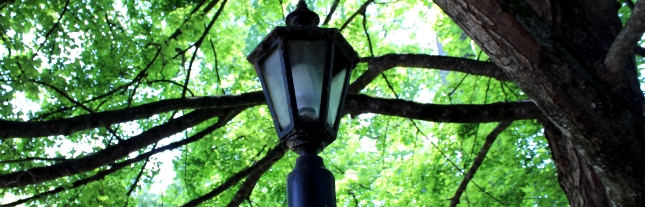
left=434, top=0, right=645, bottom=206
left=544, top=120, right=610, bottom=207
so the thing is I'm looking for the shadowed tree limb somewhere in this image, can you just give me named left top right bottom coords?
left=0, top=92, right=538, bottom=139
left=605, top=0, right=645, bottom=73
left=0, top=107, right=239, bottom=188
left=0, top=92, right=265, bottom=139
left=182, top=142, right=288, bottom=207
left=2, top=109, right=242, bottom=206
left=344, top=95, right=539, bottom=123
left=225, top=148, right=279, bottom=207
left=348, top=54, right=508, bottom=93
left=449, top=121, right=512, bottom=207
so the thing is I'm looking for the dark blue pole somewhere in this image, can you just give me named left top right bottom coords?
left=287, top=154, right=336, bottom=207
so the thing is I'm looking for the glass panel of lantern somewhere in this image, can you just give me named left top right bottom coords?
left=260, top=48, right=291, bottom=129
left=287, top=40, right=327, bottom=122
left=327, top=46, right=350, bottom=128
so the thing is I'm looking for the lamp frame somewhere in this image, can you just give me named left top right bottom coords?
left=247, top=26, right=358, bottom=153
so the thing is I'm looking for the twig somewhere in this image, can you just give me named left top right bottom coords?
left=411, top=120, right=506, bottom=205
left=339, top=0, right=374, bottom=31
left=361, top=11, right=374, bottom=57
left=449, top=121, right=512, bottom=207
left=32, top=0, right=70, bottom=60
left=181, top=0, right=228, bottom=98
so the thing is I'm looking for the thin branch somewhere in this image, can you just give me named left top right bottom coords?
left=339, top=0, right=374, bottom=32
left=181, top=143, right=288, bottom=207
left=411, top=120, right=506, bottom=205
left=449, top=121, right=512, bottom=207
left=34, top=45, right=161, bottom=121
left=322, top=0, right=341, bottom=26
left=0, top=108, right=234, bottom=188
left=348, top=54, right=508, bottom=93
left=32, top=0, right=70, bottom=60
left=181, top=0, right=228, bottom=97
left=145, top=79, right=196, bottom=96
left=361, top=11, right=374, bottom=57
left=208, top=38, right=226, bottom=94
left=30, top=79, right=124, bottom=141
left=124, top=142, right=158, bottom=207
left=605, top=0, right=645, bottom=73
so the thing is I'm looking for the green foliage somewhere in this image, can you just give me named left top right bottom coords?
left=0, top=0, right=571, bottom=206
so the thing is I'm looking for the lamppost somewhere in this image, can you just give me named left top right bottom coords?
left=246, top=1, right=359, bottom=206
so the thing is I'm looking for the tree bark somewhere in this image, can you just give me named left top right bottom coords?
left=544, top=120, right=610, bottom=207
left=434, top=0, right=645, bottom=206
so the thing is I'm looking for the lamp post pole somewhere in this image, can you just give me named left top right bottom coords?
left=284, top=2, right=336, bottom=206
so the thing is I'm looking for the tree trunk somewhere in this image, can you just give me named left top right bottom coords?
left=434, top=0, right=645, bottom=206
left=544, top=120, right=610, bottom=207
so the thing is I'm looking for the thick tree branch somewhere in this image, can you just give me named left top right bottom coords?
left=605, top=0, right=645, bottom=73
left=0, top=92, right=264, bottom=139
left=2, top=109, right=240, bottom=206
left=0, top=107, right=237, bottom=188
left=1, top=92, right=539, bottom=139
left=182, top=143, right=287, bottom=207
left=344, top=95, right=539, bottom=123
left=348, top=54, right=508, bottom=93
left=449, top=121, right=511, bottom=207
left=225, top=149, right=277, bottom=207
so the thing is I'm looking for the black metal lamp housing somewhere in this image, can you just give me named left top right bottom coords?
left=247, top=1, right=359, bottom=155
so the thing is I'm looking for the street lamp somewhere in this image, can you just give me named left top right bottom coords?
left=246, top=1, right=359, bottom=206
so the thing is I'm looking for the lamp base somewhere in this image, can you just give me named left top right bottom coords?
left=287, top=154, right=336, bottom=207
left=284, top=129, right=334, bottom=155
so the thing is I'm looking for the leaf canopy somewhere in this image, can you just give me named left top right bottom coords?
left=0, top=0, right=578, bottom=206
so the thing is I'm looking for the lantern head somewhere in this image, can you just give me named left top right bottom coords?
left=247, top=20, right=358, bottom=154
